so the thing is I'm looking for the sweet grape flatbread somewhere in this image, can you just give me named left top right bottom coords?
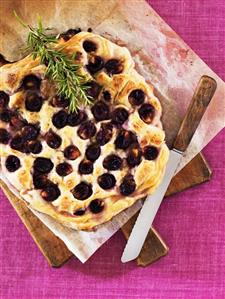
left=0, top=30, right=169, bottom=230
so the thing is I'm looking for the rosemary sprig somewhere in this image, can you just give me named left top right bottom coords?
left=14, top=12, right=92, bottom=112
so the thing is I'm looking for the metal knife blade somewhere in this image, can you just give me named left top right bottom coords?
left=121, top=149, right=182, bottom=263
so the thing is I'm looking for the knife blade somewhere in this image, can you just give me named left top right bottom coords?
left=121, top=75, right=217, bottom=263
left=121, top=149, right=182, bottom=263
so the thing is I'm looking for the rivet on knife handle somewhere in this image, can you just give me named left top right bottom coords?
left=173, top=75, right=217, bottom=152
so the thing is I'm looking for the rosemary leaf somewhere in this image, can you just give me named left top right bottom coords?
left=14, top=12, right=92, bottom=112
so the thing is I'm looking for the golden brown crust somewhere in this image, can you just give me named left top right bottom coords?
left=0, top=31, right=169, bottom=230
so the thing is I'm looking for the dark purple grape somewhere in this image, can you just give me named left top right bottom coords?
left=86, top=81, right=102, bottom=99
left=98, top=173, right=116, bottom=190
left=10, top=134, right=24, bottom=151
left=96, top=123, right=113, bottom=146
left=77, top=121, right=96, bottom=140
left=128, top=89, right=145, bottom=106
left=52, top=110, right=68, bottom=129
left=71, top=182, right=93, bottom=200
left=127, top=145, right=142, bottom=167
left=0, top=109, right=13, bottom=122
left=60, top=28, right=81, bottom=41
left=33, top=157, right=54, bottom=174
left=10, top=114, right=26, bottom=129
left=41, top=184, right=61, bottom=201
left=138, top=103, right=155, bottom=124
left=102, top=90, right=111, bottom=102
left=114, top=130, right=137, bottom=150
left=143, top=146, right=159, bottom=160
left=27, top=140, right=42, bottom=154
left=105, top=59, right=123, bottom=75
left=0, top=128, right=11, bottom=144
left=86, top=56, right=104, bottom=74
left=111, top=107, right=129, bottom=126
left=0, top=91, right=9, bottom=109
left=51, top=95, right=69, bottom=108
left=5, top=155, right=21, bottom=172
left=64, top=145, right=81, bottom=160
left=73, top=208, right=86, bottom=216
left=78, top=160, right=93, bottom=175
left=85, top=143, right=101, bottom=162
left=33, top=173, right=50, bottom=189
left=91, top=101, right=110, bottom=121
left=25, top=91, right=43, bottom=112
left=21, top=125, right=39, bottom=141
left=103, top=154, right=122, bottom=171
left=45, top=130, right=62, bottom=149
left=67, top=110, right=87, bottom=126
left=21, top=75, right=41, bottom=90
left=89, top=199, right=104, bottom=214
left=83, top=40, right=97, bottom=52
left=56, top=162, right=73, bottom=177
left=119, top=174, right=136, bottom=196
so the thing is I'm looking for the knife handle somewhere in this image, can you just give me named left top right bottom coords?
left=173, top=75, right=217, bottom=153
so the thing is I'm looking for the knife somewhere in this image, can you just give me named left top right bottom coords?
left=121, top=75, right=217, bottom=263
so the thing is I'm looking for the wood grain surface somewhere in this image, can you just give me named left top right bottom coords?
left=173, top=76, right=217, bottom=152
left=0, top=179, right=73, bottom=267
left=0, top=152, right=211, bottom=267
left=122, top=217, right=169, bottom=266
left=166, top=152, right=211, bottom=197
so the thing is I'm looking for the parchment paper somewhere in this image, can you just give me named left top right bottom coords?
left=0, top=0, right=224, bottom=262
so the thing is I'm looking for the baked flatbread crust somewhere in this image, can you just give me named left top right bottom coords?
left=0, top=31, right=169, bottom=230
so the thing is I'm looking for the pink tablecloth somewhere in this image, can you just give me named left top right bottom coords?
left=0, top=1, right=224, bottom=298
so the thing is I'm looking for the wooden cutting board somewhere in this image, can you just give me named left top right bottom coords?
left=0, top=152, right=211, bottom=267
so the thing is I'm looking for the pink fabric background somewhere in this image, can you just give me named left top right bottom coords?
left=0, top=1, right=224, bottom=298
